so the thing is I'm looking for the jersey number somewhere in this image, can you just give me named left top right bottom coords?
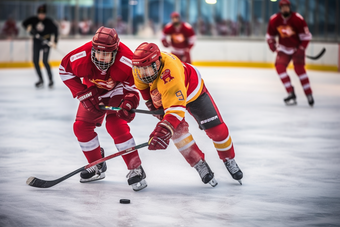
left=176, top=90, right=184, bottom=101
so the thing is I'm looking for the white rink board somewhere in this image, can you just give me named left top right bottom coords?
left=0, top=67, right=339, bottom=227
left=0, top=38, right=338, bottom=67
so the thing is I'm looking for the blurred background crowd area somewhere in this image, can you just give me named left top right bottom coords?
left=0, top=0, right=339, bottom=41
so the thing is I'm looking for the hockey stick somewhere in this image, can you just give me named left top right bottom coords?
left=34, top=34, right=66, bottom=56
left=306, top=48, right=326, bottom=60
left=26, top=142, right=149, bottom=188
left=99, top=105, right=164, bottom=115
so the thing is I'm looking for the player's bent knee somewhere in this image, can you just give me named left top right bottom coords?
left=205, top=123, right=229, bottom=141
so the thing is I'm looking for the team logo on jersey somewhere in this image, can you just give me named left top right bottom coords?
left=150, top=89, right=162, bottom=108
left=171, top=33, right=185, bottom=43
left=70, top=51, right=86, bottom=62
left=90, top=77, right=116, bottom=90
left=160, top=69, right=174, bottom=84
left=277, top=25, right=295, bottom=38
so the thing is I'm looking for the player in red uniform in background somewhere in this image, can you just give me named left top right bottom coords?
left=59, top=27, right=147, bottom=191
left=161, top=12, right=196, bottom=64
left=266, top=0, right=314, bottom=106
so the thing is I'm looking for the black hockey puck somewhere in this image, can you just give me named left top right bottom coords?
left=120, top=199, right=130, bottom=204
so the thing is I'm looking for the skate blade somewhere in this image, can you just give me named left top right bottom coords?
left=80, top=173, right=105, bottom=183
left=285, top=100, right=297, bottom=106
left=132, top=179, right=147, bottom=191
left=208, top=177, right=218, bottom=187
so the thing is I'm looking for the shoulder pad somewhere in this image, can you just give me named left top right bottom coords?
left=295, top=13, right=304, bottom=20
left=183, top=22, right=192, bottom=29
left=270, top=14, right=278, bottom=20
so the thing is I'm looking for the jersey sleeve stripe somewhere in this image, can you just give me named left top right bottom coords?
left=168, top=112, right=184, bottom=121
left=266, top=33, right=276, bottom=40
left=188, top=35, right=196, bottom=45
left=187, top=65, right=203, bottom=103
left=59, top=64, right=76, bottom=81
left=299, top=33, right=312, bottom=41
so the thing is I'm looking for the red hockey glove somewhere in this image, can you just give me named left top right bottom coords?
left=145, top=100, right=163, bottom=120
left=162, top=39, right=170, bottom=48
left=148, top=120, right=174, bottom=150
left=116, top=93, right=139, bottom=123
left=267, top=40, right=277, bottom=52
left=77, top=86, right=103, bottom=114
left=294, top=45, right=305, bottom=59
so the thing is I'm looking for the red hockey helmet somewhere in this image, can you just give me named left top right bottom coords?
left=171, top=12, right=180, bottom=18
left=91, top=26, right=120, bottom=71
left=132, top=42, right=161, bottom=84
left=279, top=0, right=291, bottom=7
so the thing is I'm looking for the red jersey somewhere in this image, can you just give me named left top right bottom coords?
left=59, top=41, right=138, bottom=100
left=266, top=12, right=312, bottom=55
left=162, top=22, right=196, bottom=55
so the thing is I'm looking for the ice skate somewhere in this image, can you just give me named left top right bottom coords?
left=194, top=159, right=218, bottom=187
left=35, top=80, right=44, bottom=88
left=307, top=94, right=314, bottom=107
left=224, top=158, right=243, bottom=185
left=80, top=148, right=107, bottom=183
left=126, top=165, right=147, bottom=191
left=284, top=87, right=297, bottom=105
left=48, top=81, right=54, bottom=88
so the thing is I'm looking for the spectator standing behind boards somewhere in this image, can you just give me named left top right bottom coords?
left=161, top=12, right=196, bottom=64
left=1, top=16, right=18, bottom=39
left=22, top=4, right=58, bottom=88
left=60, top=17, right=71, bottom=37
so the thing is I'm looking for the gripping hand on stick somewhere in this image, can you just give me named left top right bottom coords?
left=148, top=120, right=174, bottom=150
left=116, top=93, right=139, bottom=122
left=77, top=86, right=104, bottom=114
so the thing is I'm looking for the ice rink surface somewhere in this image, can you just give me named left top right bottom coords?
left=0, top=66, right=339, bottom=227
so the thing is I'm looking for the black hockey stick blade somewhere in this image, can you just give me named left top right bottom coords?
left=99, top=105, right=164, bottom=115
left=306, top=48, right=326, bottom=60
left=26, top=142, right=149, bottom=188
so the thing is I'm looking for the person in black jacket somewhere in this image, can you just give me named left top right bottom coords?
left=22, top=4, right=58, bottom=88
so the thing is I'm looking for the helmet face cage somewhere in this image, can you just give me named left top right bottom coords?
left=133, top=62, right=158, bottom=84
left=91, top=47, right=117, bottom=71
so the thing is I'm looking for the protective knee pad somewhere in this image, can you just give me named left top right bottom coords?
left=294, top=65, right=306, bottom=76
left=275, top=64, right=287, bottom=74
left=205, top=123, right=235, bottom=160
left=106, top=115, right=132, bottom=143
left=73, top=120, right=97, bottom=142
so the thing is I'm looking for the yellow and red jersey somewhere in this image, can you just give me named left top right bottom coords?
left=133, top=52, right=204, bottom=129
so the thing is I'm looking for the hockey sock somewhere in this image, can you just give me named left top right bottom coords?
left=276, top=64, right=293, bottom=93
left=173, top=133, right=205, bottom=167
left=205, top=123, right=235, bottom=160
left=106, top=115, right=141, bottom=170
left=172, top=120, right=204, bottom=167
left=73, top=120, right=102, bottom=163
left=294, top=65, right=312, bottom=95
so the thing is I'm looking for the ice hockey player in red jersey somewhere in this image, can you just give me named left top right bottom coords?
left=132, top=42, right=243, bottom=187
left=161, top=12, right=196, bottom=64
left=59, top=26, right=147, bottom=191
left=266, top=0, right=314, bottom=106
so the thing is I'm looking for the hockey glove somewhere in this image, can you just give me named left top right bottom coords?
left=267, top=40, right=277, bottom=52
left=77, top=86, right=103, bottom=114
left=148, top=120, right=174, bottom=150
left=162, top=39, right=170, bottom=48
left=294, top=45, right=305, bottom=60
left=116, top=93, right=139, bottom=122
left=145, top=100, right=163, bottom=120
